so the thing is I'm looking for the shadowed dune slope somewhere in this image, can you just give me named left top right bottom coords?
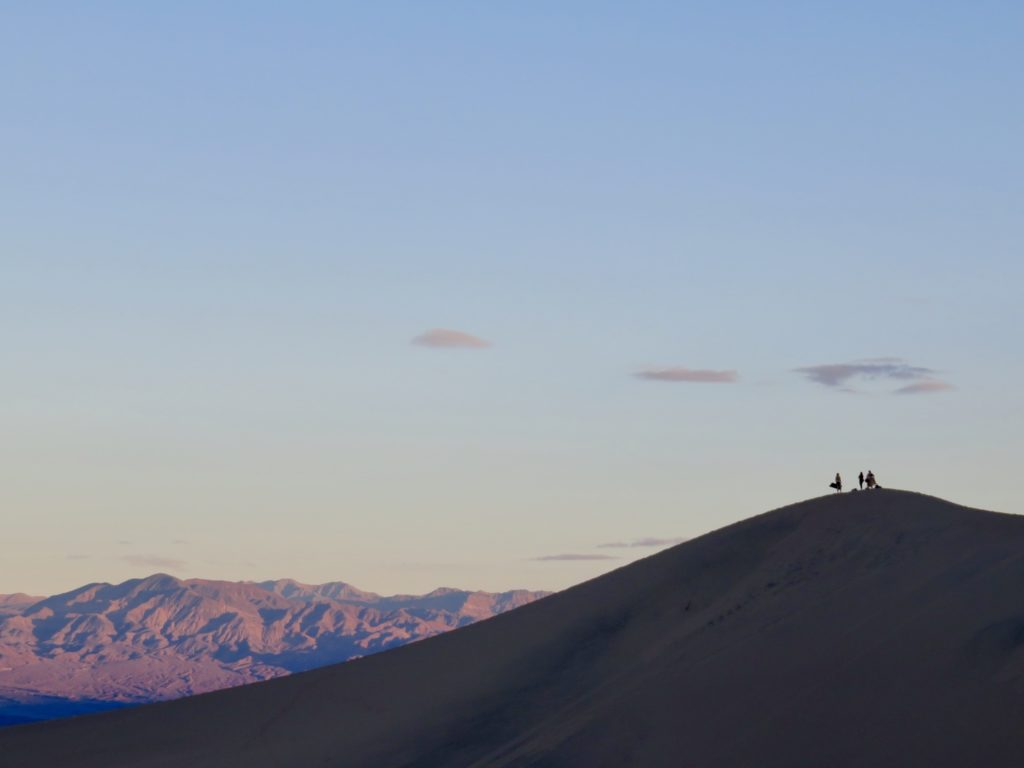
left=5, top=490, right=1024, bottom=768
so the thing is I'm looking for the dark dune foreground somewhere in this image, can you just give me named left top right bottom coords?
left=4, top=490, right=1024, bottom=768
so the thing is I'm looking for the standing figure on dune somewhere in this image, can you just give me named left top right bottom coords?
left=858, top=471, right=865, bottom=490
left=866, top=470, right=876, bottom=489
left=830, top=473, right=842, bottom=493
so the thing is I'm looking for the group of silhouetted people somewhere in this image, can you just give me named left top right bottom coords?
left=829, top=470, right=878, bottom=493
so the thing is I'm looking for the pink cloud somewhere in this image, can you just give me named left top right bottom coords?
left=412, top=328, right=491, bottom=349
left=894, top=379, right=955, bottom=395
left=598, top=537, right=687, bottom=549
left=795, top=359, right=936, bottom=388
left=121, top=555, right=186, bottom=571
left=635, top=367, right=737, bottom=383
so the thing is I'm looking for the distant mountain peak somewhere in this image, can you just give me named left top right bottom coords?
left=424, top=587, right=461, bottom=597
left=130, top=573, right=185, bottom=591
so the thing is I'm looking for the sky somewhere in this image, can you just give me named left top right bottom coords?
left=2, top=2, right=1022, bottom=596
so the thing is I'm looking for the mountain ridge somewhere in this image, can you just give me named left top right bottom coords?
left=0, top=575, right=548, bottom=725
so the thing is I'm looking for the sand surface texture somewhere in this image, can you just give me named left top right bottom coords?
left=3, top=490, right=1024, bottom=767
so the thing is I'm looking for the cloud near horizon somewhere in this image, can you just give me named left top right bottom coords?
left=635, top=367, right=737, bottom=383
left=412, top=328, right=491, bottom=349
left=598, top=537, right=688, bottom=549
left=795, top=358, right=951, bottom=394
left=120, top=554, right=186, bottom=571
left=531, top=554, right=619, bottom=562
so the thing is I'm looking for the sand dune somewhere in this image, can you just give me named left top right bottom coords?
left=4, top=490, right=1024, bottom=767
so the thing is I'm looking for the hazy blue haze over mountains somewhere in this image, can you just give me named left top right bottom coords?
left=0, top=575, right=547, bottom=725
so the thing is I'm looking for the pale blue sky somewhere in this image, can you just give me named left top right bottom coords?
left=2, top=2, right=1022, bottom=595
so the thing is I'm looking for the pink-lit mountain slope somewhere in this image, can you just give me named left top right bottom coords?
left=0, top=596, right=41, bottom=619
left=0, top=575, right=547, bottom=723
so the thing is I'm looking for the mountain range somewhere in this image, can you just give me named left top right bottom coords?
left=0, top=575, right=547, bottom=725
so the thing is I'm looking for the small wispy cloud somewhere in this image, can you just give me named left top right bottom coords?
left=66, top=554, right=91, bottom=560
left=531, top=554, right=619, bottom=562
left=795, top=358, right=949, bottom=394
left=635, top=367, right=737, bottom=383
left=895, top=379, right=955, bottom=395
left=598, top=537, right=687, bottom=549
left=412, top=328, right=491, bottom=349
left=120, top=555, right=186, bottom=571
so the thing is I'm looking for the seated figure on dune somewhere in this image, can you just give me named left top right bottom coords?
left=866, top=470, right=877, bottom=489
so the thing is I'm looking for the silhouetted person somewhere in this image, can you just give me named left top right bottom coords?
left=858, top=471, right=865, bottom=490
left=866, top=470, right=876, bottom=489
left=830, top=472, right=842, bottom=493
